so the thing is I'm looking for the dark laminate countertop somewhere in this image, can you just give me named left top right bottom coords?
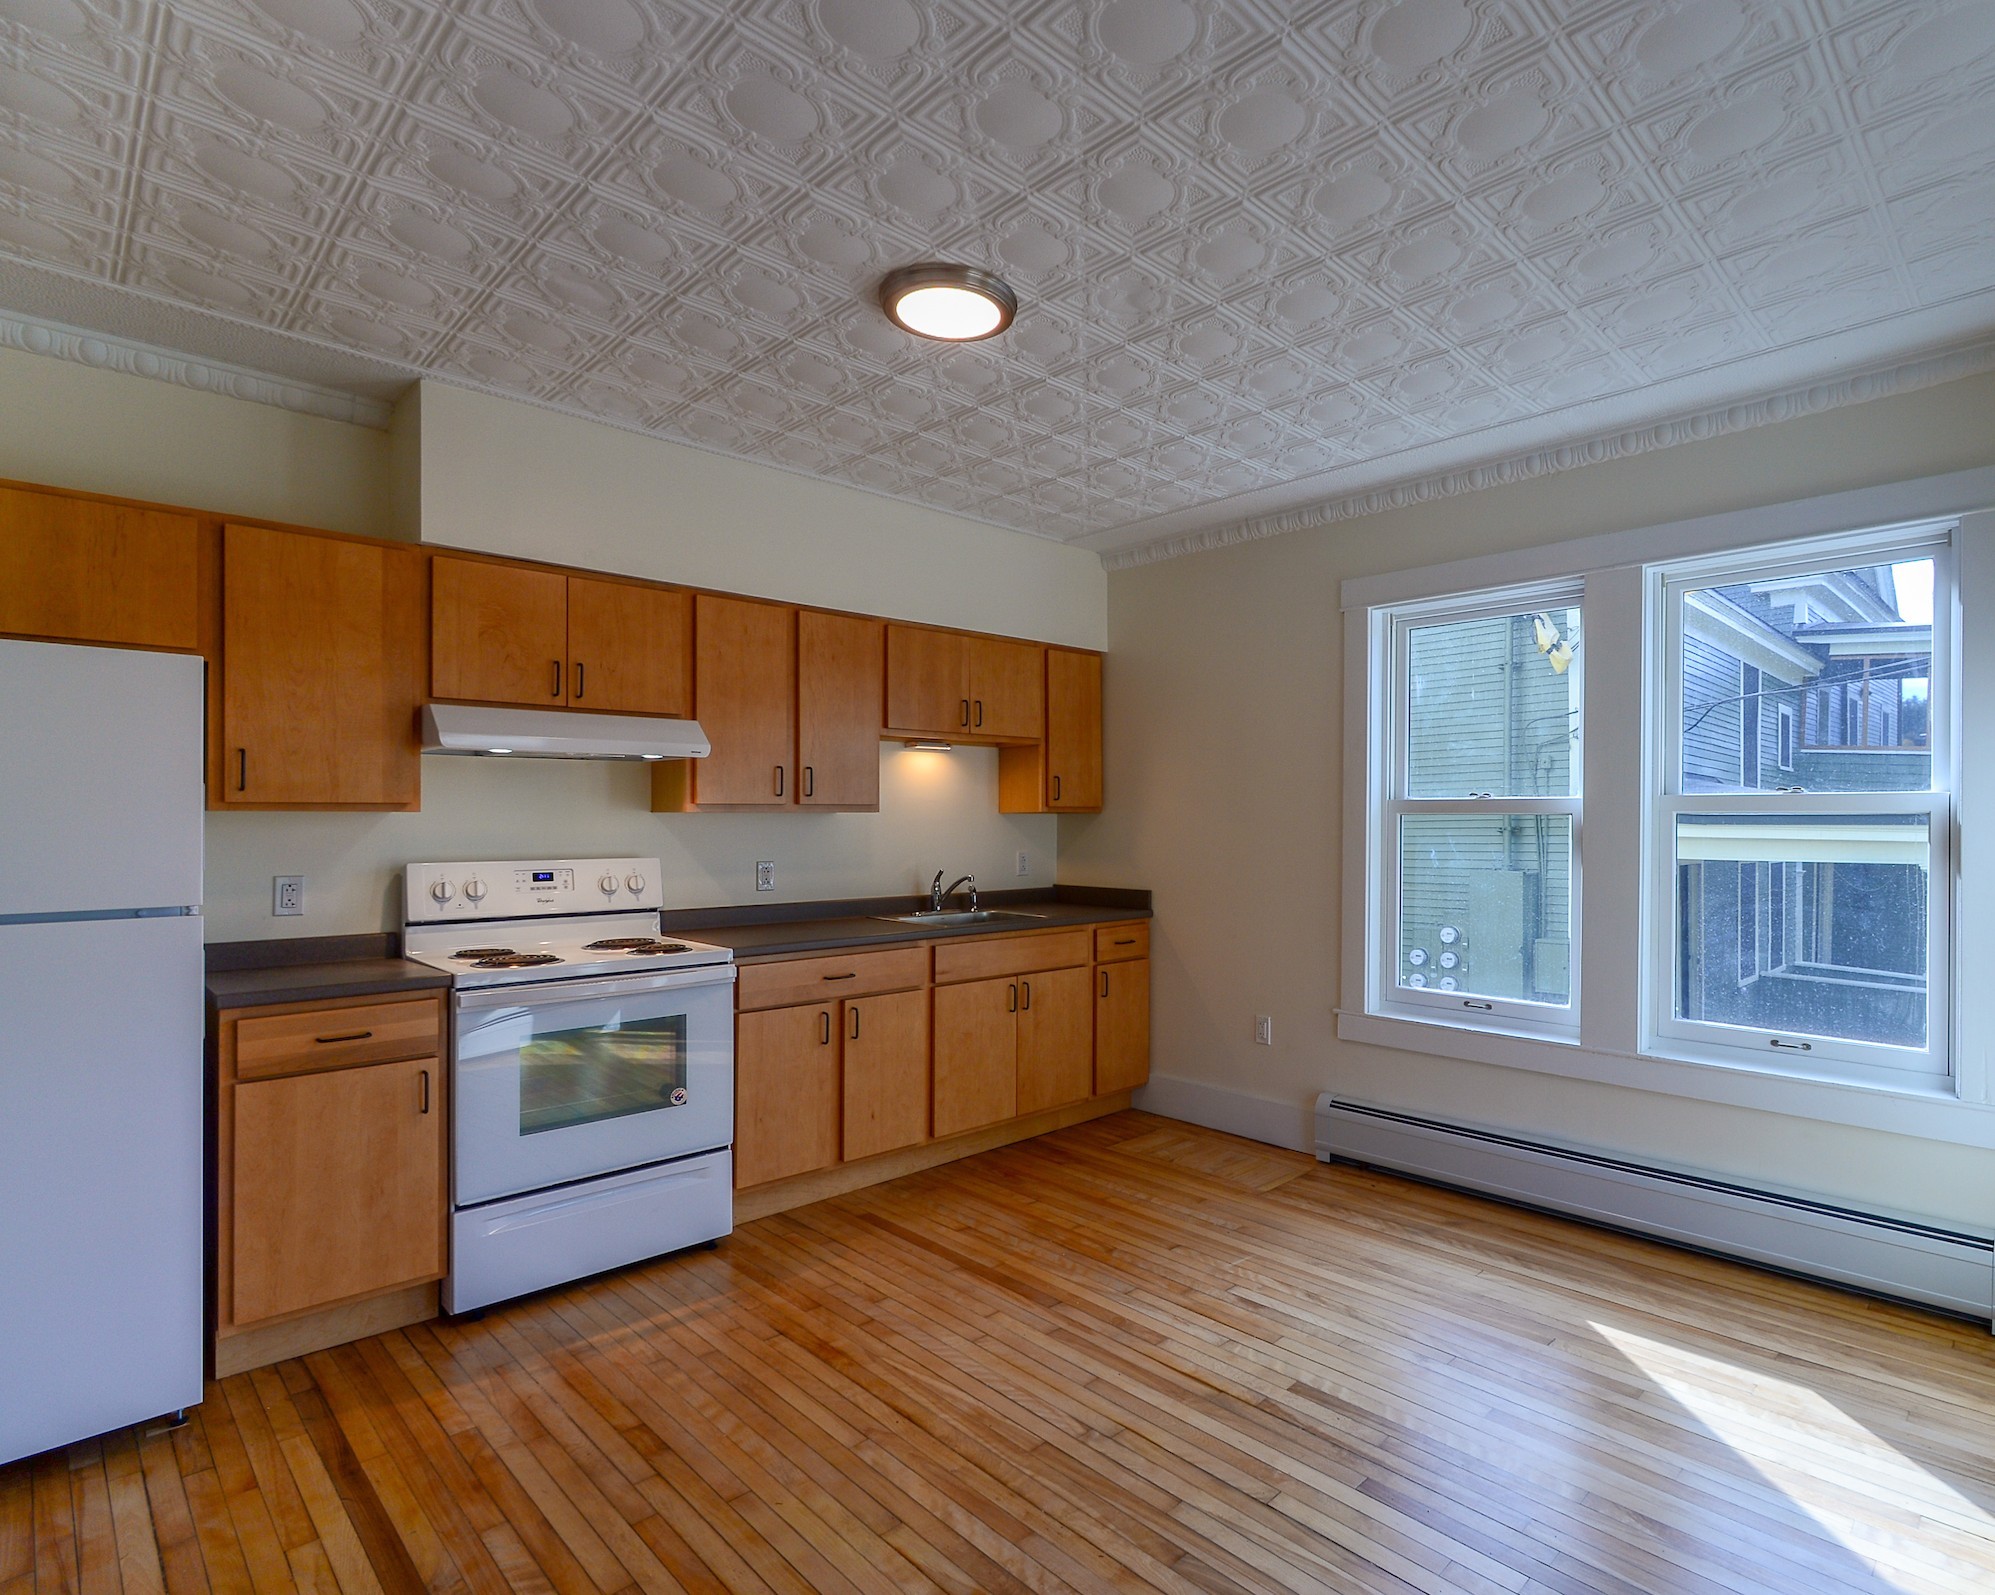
left=206, top=932, right=449, bottom=1010
left=661, top=888, right=1150, bottom=960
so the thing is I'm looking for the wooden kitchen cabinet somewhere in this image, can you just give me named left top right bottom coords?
left=1015, top=965, right=1093, bottom=1116
left=886, top=625, right=1045, bottom=742
left=967, top=636, right=1045, bottom=740
left=431, top=555, right=568, bottom=705
left=432, top=555, right=692, bottom=715
left=798, top=609, right=883, bottom=807
left=566, top=574, right=692, bottom=716
left=218, top=523, right=424, bottom=809
left=1095, top=957, right=1151, bottom=1095
left=932, top=976, right=1019, bottom=1138
left=213, top=991, right=447, bottom=1375
left=885, top=624, right=968, bottom=736
left=1000, top=647, right=1103, bottom=813
left=841, top=988, right=930, bottom=1161
left=231, top=1056, right=444, bottom=1325
left=736, top=1003, right=842, bottom=1186
left=0, top=482, right=202, bottom=652
left=671, top=593, right=797, bottom=807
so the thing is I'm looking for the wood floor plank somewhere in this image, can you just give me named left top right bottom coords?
left=8, top=1113, right=1995, bottom=1594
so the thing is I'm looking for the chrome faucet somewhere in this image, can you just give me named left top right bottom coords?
left=930, top=870, right=977, bottom=913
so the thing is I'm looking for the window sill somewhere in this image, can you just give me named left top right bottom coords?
left=1336, top=1007, right=1995, bottom=1150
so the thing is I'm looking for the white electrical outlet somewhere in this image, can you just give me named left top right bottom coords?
left=755, top=860, right=775, bottom=893
left=1015, top=849, right=1029, bottom=877
left=1254, top=1015, right=1272, bottom=1046
left=273, top=875, right=304, bottom=916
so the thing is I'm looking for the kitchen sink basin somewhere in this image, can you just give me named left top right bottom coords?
left=873, top=909, right=1047, bottom=926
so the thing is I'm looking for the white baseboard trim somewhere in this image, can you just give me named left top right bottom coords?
left=1131, top=1075, right=1313, bottom=1152
left=1319, top=1096, right=1995, bottom=1323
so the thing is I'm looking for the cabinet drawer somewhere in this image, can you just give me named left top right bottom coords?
left=1094, top=923, right=1149, bottom=963
left=235, top=998, right=443, bottom=1080
left=737, top=945, right=929, bottom=1011
left=933, top=929, right=1090, bottom=985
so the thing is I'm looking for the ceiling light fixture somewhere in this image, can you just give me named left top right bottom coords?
left=877, top=264, right=1017, bottom=342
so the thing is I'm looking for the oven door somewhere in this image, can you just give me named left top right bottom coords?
left=453, top=964, right=735, bottom=1207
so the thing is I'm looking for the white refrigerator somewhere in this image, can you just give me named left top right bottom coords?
left=0, top=638, right=205, bottom=1464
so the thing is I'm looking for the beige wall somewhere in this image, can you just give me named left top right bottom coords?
left=0, top=344, right=394, bottom=534
left=0, top=351, right=1090, bottom=938
left=1062, top=368, right=1995, bottom=1229
left=417, top=383, right=1107, bottom=649
left=205, top=744, right=1053, bottom=942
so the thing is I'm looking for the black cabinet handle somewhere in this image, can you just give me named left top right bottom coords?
left=418, top=1069, right=431, bottom=1115
left=803, top=766, right=814, bottom=798
left=849, top=1006, right=860, bottom=1040
left=822, top=972, right=856, bottom=982
left=1100, top=969, right=1109, bottom=999
left=775, top=765, right=786, bottom=797
left=552, top=660, right=563, bottom=698
left=819, top=1010, right=831, bottom=1045
left=573, top=661, right=585, bottom=700
left=1008, top=983, right=1017, bottom=1014
left=1052, top=774, right=1062, bottom=803
left=1114, top=938, right=1135, bottom=946
left=314, top=1030, right=373, bottom=1045
left=974, top=699, right=984, bottom=728
left=237, top=748, right=247, bottom=792
left=959, top=698, right=970, bottom=727
left=1021, top=980, right=1031, bottom=1011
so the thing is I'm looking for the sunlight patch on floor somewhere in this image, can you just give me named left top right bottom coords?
left=1595, top=1321, right=1995, bottom=1594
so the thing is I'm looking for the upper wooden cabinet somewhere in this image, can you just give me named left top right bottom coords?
left=885, top=625, right=1046, bottom=742
left=218, top=524, right=423, bottom=809
left=680, top=593, right=796, bottom=807
left=0, top=483, right=200, bottom=652
left=431, top=554, right=691, bottom=716
left=1000, top=647, right=1104, bottom=814
left=565, top=575, right=692, bottom=716
left=799, top=610, right=883, bottom=808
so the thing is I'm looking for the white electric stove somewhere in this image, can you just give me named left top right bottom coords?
left=404, top=858, right=736, bottom=1313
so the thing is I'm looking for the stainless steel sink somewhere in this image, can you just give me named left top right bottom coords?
left=873, top=909, right=1047, bottom=926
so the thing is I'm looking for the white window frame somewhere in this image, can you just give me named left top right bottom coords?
left=1645, top=525, right=1956, bottom=1087
left=1369, top=581, right=1583, bottom=1040
left=1339, top=465, right=1995, bottom=1152
left=1776, top=703, right=1796, bottom=771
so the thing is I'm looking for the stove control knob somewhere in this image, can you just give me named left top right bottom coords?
left=600, top=872, right=619, bottom=895
left=429, top=879, right=454, bottom=904
left=625, top=872, right=646, bottom=895
left=463, top=877, right=486, bottom=902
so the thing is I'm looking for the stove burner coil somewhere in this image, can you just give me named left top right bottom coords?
left=452, top=947, right=516, bottom=959
left=471, top=952, right=562, bottom=968
left=583, top=937, right=661, bottom=950
left=629, top=941, right=690, bottom=954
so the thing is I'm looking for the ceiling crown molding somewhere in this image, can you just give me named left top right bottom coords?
left=0, top=309, right=395, bottom=430
left=1102, top=340, right=1995, bottom=572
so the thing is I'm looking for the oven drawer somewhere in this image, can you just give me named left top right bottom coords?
left=737, top=945, right=929, bottom=1011
left=235, top=997, right=442, bottom=1080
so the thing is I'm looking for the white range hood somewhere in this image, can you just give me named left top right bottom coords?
left=422, top=703, right=710, bottom=761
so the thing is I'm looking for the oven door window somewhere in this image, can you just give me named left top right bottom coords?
left=520, top=1015, right=688, bottom=1135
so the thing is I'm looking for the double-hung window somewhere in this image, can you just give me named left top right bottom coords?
left=1652, top=528, right=1954, bottom=1084
left=1374, top=585, right=1582, bottom=1038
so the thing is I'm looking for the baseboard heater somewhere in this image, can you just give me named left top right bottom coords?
left=1315, top=1096, right=1994, bottom=1324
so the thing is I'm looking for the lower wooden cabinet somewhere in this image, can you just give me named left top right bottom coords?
left=733, top=922, right=1150, bottom=1203
left=213, top=992, right=447, bottom=1374
left=1095, top=957, right=1151, bottom=1094
left=231, top=1057, right=444, bottom=1324
left=735, top=1003, right=842, bottom=1187
left=1015, top=965, right=1093, bottom=1116
left=843, top=989, right=931, bottom=1161
left=933, top=977, right=1019, bottom=1138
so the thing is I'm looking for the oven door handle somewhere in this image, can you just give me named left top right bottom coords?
left=455, top=964, right=738, bottom=1011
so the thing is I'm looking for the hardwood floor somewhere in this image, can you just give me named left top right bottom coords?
left=8, top=1111, right=1995, bottom=1594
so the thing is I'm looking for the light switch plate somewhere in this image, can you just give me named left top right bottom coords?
left=273, top=876, right=304, bottom=916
